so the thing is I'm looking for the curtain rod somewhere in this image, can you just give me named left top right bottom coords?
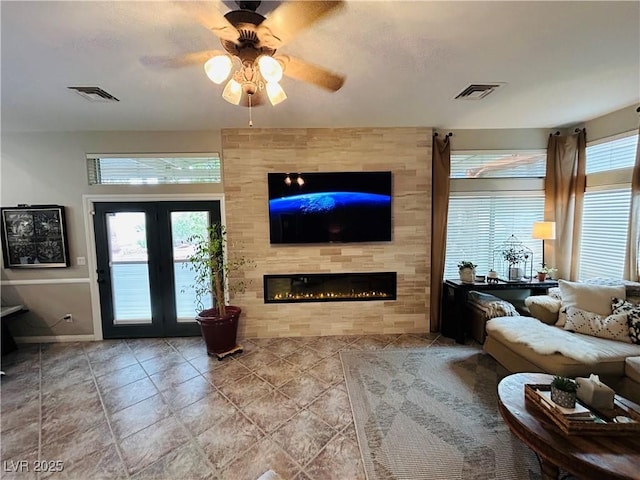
left=552, top=128, right=584, bottom=136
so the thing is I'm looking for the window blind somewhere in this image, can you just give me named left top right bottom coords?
left=579, top=188, right=631, bottom=281
left=578, top=133, right=636, bottom=280
left=87, top=155, right=222, bottom=185
left=585, top=134, right=638, bottom=174
left=444, top=193, right=544, bottom=279
left=450, top=152, right=546, bottom=178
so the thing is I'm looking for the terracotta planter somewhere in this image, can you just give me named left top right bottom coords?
left=196, top=306, right=241, bottom=355
left=537, top=272, right=547, bottom=282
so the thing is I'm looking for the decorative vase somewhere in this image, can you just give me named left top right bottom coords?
left=550, top=385, right=577, bottom=408
left=508, top=267, right=523, bottom=281
left=537, top=272, right=547, bottom=282
left=196, top=306, right=241, bottom=355
left=459, top=267, right=475, bottom=283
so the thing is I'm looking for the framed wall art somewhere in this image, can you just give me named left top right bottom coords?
left=1, top=205, right=70, bottom=268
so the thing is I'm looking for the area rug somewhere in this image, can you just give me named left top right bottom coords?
left=340, top=346, right=541, bottom=480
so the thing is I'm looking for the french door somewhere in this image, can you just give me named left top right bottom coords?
left=93, top=201, right=220, bottom=338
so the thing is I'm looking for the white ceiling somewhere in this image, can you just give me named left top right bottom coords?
left=2, top=1, right=639, bottom=132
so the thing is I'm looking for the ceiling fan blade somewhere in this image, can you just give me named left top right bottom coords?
left=257, top=0, right=344, bottom=49
left=278, top=55, right=345, bottom=92
left=178, top=1, right=240, bottom=44
left=141, top=50, right=227, bottom=69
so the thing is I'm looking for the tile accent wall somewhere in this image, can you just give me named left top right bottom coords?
left=222, top=127, right=432, bottom=338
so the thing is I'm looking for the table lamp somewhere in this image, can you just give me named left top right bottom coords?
left=532, top=221, right=556, bottom=267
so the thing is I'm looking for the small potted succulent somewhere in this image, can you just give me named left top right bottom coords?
left=550, top=375, right=579, bottom=408
left=458, top=260, right=477, bottom=284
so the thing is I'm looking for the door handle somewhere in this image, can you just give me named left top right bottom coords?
left=96, top=269, right=106, bottom=284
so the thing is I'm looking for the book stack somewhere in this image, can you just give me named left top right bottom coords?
left=535, top=389, right=603, bottom=422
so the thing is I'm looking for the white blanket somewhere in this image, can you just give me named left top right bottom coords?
left=487, top=316, right=613, bottom=364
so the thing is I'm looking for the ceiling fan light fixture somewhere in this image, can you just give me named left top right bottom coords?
left=204, top=54, right=233, bottom=84
left=178, top=0, right=347, bottom=115
left=222, top=79, right=243, bottom=105
left=266, top=82, right=287, bottom=105
left=258, top=55, right=283, bottom=83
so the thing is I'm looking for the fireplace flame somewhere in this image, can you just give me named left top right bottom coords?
left=271, top=291, right=391, bottom=301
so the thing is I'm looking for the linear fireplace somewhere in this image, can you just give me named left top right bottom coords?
left=264, top=272, right=397, bottom=303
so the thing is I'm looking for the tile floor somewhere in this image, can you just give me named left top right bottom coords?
left=0, top=332, right=455, bottom=480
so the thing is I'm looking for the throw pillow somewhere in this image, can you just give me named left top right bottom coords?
left=612, top=297, right=640, bottom=345
left=468, top=291, right=518, bottom=318
left=556, top=279, right=626, bottom=327
left=547, top=287, right=562, bottom=300
left=563, top=306, right=631, bottom=343
left=524, top=295, right=561, bottom=325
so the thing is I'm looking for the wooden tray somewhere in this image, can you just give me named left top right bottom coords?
left=524, top=383, right=640, bottom=436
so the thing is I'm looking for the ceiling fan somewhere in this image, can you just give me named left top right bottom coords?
left=153, top=0, right=346, bottom=108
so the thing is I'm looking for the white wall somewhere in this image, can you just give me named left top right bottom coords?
left=581, top=104, right=639, bottom=141
left=1, top=104, right=637, bottom=341
left=438, top=103, right=639, bottom=150
left=1, top=130, right=222, bottom=339
left=435, top=128, right=549, bottom=151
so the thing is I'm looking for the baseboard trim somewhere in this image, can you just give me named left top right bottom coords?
left=15, top=334, right=97, bottom=344
left=1, top=278, right=91, bottom=286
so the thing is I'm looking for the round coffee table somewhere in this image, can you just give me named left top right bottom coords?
left=497, top=372, right=640, bottom=480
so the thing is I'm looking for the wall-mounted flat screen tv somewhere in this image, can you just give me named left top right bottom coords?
left=268, top=171, right=392, bottom=244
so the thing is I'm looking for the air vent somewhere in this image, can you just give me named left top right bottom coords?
left=68, top=86, right=119, bottom=102
left=454, top=83, right=505, bottom=100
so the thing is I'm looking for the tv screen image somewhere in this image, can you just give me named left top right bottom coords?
left=268, top=171, right=392, bottom=244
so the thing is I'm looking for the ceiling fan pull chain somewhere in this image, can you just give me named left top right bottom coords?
left=248, top=94, right=253, bottom=127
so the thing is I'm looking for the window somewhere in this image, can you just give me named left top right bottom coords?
left=444, top=151, right=546, bottom=279
left=451, top=152, right=546, bottom=178
left=87, top=154, right=222, bottom=185
left=579, top=189, right=631, bottom=280
left=585, top=134, right=637, bottom=174
left=445, top=193, right=544, bottom=279
left=578, top=132, right=637, bottom=280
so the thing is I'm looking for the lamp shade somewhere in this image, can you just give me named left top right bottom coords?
left=532, top=221, right=556, bottom=240
left=222, top=79, right=242, bottom=105
left=266, top=82, right=287, bottom=105
left=258, top=55, right=283, bottom=83
left=204, top=55, right=232, bottom=84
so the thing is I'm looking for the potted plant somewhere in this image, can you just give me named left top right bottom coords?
left=502, top=246, right=527, bottom=281
left=550, top=375, right=579, bottom=408
left=536, top=264, right=557, bottom=282
left=458, top=260, right=477, bottom=284
left=184, top=223, right=254, bottom=357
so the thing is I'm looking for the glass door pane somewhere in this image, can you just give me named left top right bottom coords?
left=94, top=200, right=221, bottom=338
left=171, top=211, right=212, bottom=321
left=106, top=212, right=152, bottom=324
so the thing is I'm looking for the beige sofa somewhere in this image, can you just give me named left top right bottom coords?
left=484, top=280, right=640, bottom=403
